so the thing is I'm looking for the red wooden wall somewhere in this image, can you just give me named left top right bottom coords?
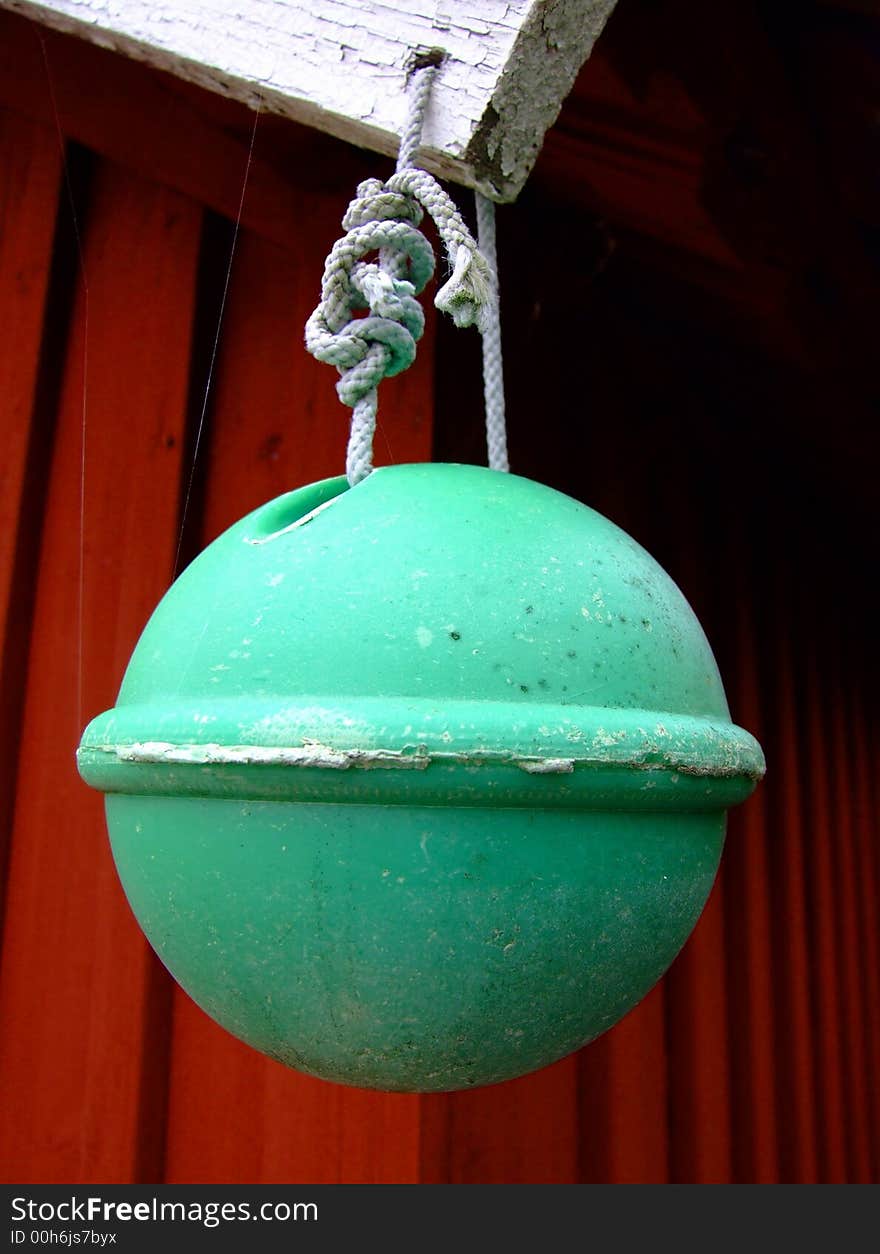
left=0, top=8, right=877, bottom=1184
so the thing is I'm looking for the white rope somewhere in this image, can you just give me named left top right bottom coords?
left=397, top=58, right=435, bottom=171
left=475, top=192, right=509, bottom=473
left=305, top=57, right=508, bottom=485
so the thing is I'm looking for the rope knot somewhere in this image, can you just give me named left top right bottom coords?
left=341, top=178, right=423, bottom=231
left=305, top=60, right=499, bottom=484
left=304, top=208, right=433, bottom=415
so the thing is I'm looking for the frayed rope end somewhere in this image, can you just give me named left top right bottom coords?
left=434, top=245, right=495, bottom=334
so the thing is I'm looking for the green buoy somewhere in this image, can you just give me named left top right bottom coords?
left=77, top=463, right=764, bottom=1091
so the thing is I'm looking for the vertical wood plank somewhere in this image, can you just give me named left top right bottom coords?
left=801, top=652, right=849, bottom=1181
left=723, top=590, right=780, bottom=1183
left=578, top=986, right=669, bottom=1183
left=769, top=616, right=819, bottom=1182
left=848, top=669, right=880, bottom=1179
left=162, top=219, right=435, bottom=1185
left=0, top=108, right=62, bottom=919
left=422, top=1057, right=579, bottom=1184
left=659, top=475, right=733, bottom=1185
left=665, top=886, right=733, bottom=1182
left=826, top=641, right=873, bottom=1181
left=0, top=158, right=201, bottom=1182
left=0, top=108, right=60, bottom=672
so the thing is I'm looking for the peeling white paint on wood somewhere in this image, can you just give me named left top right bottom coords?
left=2, top=0, right=618, bottom=199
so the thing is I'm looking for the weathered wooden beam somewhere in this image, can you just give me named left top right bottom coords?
left=0, top=0, right=618, bottom=201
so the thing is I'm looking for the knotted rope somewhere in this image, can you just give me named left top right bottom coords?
left=305, top=57, right=507, bottom=484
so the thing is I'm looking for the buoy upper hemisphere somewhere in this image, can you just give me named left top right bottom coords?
left=78, top=462, right=764, bottom=809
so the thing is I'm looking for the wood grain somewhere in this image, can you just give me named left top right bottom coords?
left=0, top=108, right=61, bottom=936
left=0, top=157, right=201, bottom=1182
left=0, top=109, right=60, bottom=682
